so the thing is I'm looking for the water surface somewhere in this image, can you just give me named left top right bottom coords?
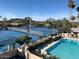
left=47, top=39, right=79, bottom=59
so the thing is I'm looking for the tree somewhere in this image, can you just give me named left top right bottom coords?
left=46, top=18, right=55, bottom=28
left=77, top=7, right=79, bottom=12
left=55, top=19, right=63, bottom=28
left=68, top=0, right=75, bottom=9
left=24, top=17, right=32, bottom=36
left=16, top=34, right=32, bottom=45
left=68, top=0, right=75, bottom=21
left=76, top=7, right=79, bottom=19
left=0, top=16, right=2, bottom=18
left=2, top=17, right=8, bottom=30
left=24, top=17, right=32, bottom=25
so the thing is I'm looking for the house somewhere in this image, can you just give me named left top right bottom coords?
left=71, top=28, right=79, bottom=38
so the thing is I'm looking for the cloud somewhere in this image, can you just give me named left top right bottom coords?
left=29, top=13, right=69, bottom=21
left=2, top=13, right=19, bottom=19
left=0, top=10, right=72, bottom=21
left=0, top=13, right=69, bottom=21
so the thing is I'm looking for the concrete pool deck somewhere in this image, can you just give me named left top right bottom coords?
left=40, top=35, right=62, bottom=55
left=41, top=37, right=79, bottom=55
left=41, top=40, right=60, bottom=55
left=63, top=37, right=79, bottom=41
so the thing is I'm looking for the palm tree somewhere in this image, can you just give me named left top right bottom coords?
left=68, top=0, right=75, bottom=9
left=76, top=7, right=79, bottom=19
left=68, top=0, right=75, bottom=21
left=77, top=7, right=79, bottom=12
left=67, top=0, right=76, bottom=37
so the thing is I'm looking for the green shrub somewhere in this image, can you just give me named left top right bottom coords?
left=16, top=34, right=32, bottom=45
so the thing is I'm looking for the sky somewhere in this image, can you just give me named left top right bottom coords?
left=0, top=0, right=79, bottom=21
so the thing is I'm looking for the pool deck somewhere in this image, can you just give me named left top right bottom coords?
left=41, top=40, right=60, bottom=55
left=41, top=37, right=79, bottom=55
left=63, top=37, right=79, bottom=41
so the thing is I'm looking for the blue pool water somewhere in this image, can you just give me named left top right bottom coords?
left=47, top=39, right=79, bottom=59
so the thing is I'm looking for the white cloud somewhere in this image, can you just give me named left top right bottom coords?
left=0, top=10, right=72, bottom=21
left=29, top=13, right=69, bottom=21
left=3, top=13, right=19, bottom=19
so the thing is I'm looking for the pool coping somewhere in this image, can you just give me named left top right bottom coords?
left=41, top=37, right=79, bottom=55
left=63, top=38, right=79, bottom=41
left=41, top=40, right=60, bottom=55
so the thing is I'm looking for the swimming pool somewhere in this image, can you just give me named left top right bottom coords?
left=47, top=39, right=79, bottom=59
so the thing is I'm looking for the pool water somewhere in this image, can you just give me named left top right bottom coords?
left=47, top=39, right=79, bottom=59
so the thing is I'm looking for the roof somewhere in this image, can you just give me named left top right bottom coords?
left=71, top=28, right=79, bottom=33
